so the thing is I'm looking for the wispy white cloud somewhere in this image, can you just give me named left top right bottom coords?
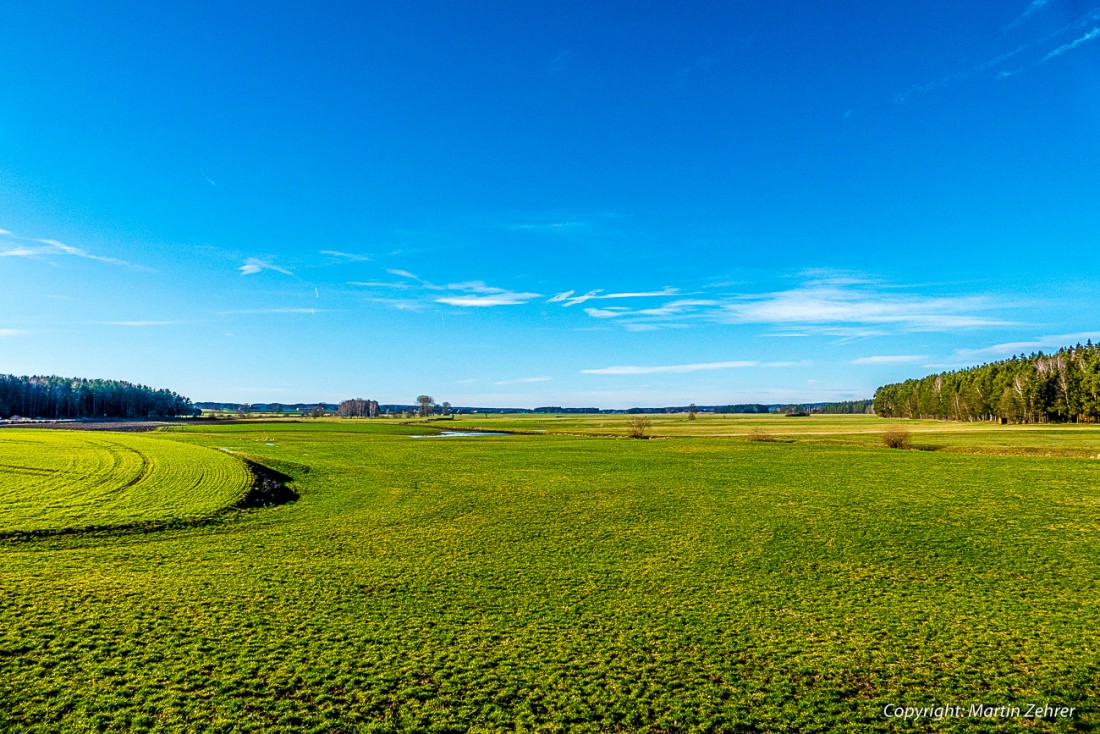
left=561, top=275, right=1007, bottom=336
left=222, top=308, right=321, bottom=315
left=321, top=250, right=371, bottom=262
left=899, top=7, right=1100, bottom=98
left=387, top=268, right=420, bottom=280
left=446, top=281, right=512, bottom=295
left=679, top=46, right=736, bottom=79
left=0, top=230, right=141, bottom=268
left=561, top=290, right=603, bottom=306
left=583, top=360, right=760, bottom=375
left=544, top=50, right=574, bottom=76
left=100, top=321, right=185, bottom=327
left=363, top=297, right=428, bottom=311
left=495, top=376, right=553, bottom=385
left=0, top=247, right=39, bottom=257
left=0, top=329, right=23, bottom=337
left=583, top=307, right=630, bottom=319
left=1042, top=26, right=1100, bottom=60
left=200, top=169, right=221, bottom=191
left=851, top=355, right=929, bottom=365
left=240, top=258, right=293, bottom=276
left=762, top=326, right=891, bottom=340
left=724, top=285, right=1008, bottom=331
left=507, top=221, right=588, bottom=232
left=1004, top=0, right=1050, bottom=32
left=36, top=239, right=138, bottom=267
left=599, top=287, right=681, bottom=300
left=557, top=287, right=680, bottom=307
left=635, top=299, right=720, bottom=317
left=349, top=280, right=414, bottom=289
left=436, top=291, right=541, bottom=307
left=950, top=331, right=1100, bottom=361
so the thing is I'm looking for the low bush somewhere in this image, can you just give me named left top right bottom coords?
left=627, top=417, right=652, bottom=439
left=747, top=427, right=777, bottom=442
left=882, top=428, right=911, bottom=449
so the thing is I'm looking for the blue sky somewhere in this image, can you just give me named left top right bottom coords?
left=2, top=1, right=1099, bottom=408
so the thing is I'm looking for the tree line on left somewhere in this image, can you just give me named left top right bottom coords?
left=0, top=374, right=194, bottom=420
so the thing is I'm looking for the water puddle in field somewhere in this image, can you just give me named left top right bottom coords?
left=409, top=431, right=511, bottom=438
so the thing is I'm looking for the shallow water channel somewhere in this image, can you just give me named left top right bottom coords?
left=409, top=431, right=511, bottom=438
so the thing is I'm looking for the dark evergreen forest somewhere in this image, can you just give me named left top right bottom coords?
left=0, top=375, right=194, bottom=420
left=874, top=343, right=1100, bottom=423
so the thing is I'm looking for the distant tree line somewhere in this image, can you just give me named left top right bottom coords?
left=336, top=399, right=380, bottom=418
left=874, top=342, right=1100, bottom=423
left=713, top=404, right=773, bottom=414
left=0, top=375, right=194, bottom=420
left=771, top=400, right=874, bottom=415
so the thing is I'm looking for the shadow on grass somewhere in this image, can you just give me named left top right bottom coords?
left=236, top=460, right=299, bottom=508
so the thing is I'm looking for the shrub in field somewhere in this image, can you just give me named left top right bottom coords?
left=747, top=427, right=777, bottom=442
left=882, top=428, right=911, bottom=449
left=627, top=416, right=652, bottom=439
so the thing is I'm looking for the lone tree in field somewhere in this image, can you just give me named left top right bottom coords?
left=441, top=401, right=451, bottom=416
left=417, top=395, right=434, bottom=418
left=688, top=404, right=697, bottom=421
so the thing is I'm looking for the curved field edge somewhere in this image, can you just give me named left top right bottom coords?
left=0, top=430, right=261, bottom=538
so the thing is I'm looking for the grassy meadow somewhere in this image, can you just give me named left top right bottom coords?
left=1, top=415, right=1098, bottom=731
left=0, top=429, right=252, bottom=536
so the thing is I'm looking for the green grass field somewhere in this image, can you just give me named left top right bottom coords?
left=0, top=429, right=252, bottom=535
left=1, top=416, right=1098, bottom=732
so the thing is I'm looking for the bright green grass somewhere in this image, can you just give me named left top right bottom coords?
left=1, top=418, right=1098, bottom=731
left=0, top=429, right=252, bottom=534
left=441, top=412, right=1100, bottom=456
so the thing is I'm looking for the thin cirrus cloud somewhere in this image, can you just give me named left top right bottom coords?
left=549, top=287, right=680, bottom=307
left=583, top=360, right=783, bottom=375
left=240, top=258, right=293, bottom=276
left=320, top=250, right=371, bottom=262
left=898, top=6, right=1100, bottom=97
left=495, top=376, right=553, bottom=385
left=1004, top=0, right=1049, bottom=32
left=221, top=308, right=321, bottom=315
left=723, top=285, right=1009, bottom=331
left=435, top=280, right=541, bottom=307
left=1, top=230, right=140, bottom=268
left=349, top=280, right=414, bottom=289
left=436, top=292, right=541, bottom=307
left=851, top=355, right=929, bottom=365
left=567, top=277, right=1008, bottom=336
left=0, top=329, right=23, bottom=337
left=99, top=320, right=185, bottom=327
left=950, top=331, right=1100, bottom=361
left=1042, top=26, right=1100, bottom=61
left=355, top=269, right=541, bottom=308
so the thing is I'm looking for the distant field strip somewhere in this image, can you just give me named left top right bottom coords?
left=0, top=430, right=252, bottom=534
